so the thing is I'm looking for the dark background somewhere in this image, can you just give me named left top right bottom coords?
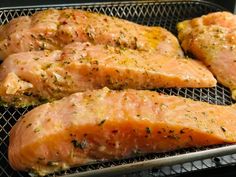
left=0, top=0, right=235, bottom=12
left=0, top=0, right=235, bottom=177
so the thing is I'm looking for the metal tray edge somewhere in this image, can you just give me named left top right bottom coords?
left=64, top=144, right=236, bottom=177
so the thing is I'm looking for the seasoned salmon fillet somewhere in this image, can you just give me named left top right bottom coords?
left=177, top=11, right=236, bottom=99
left=0, top=42, right=216, bottom=107
left=9, top=88, right=236, bottom=176
left=0, top=9, right=183, bottom=59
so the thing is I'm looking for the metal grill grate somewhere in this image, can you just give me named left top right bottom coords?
left=0, top=1, right=235, bottom=177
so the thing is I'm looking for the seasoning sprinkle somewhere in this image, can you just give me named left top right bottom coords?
left=34, top=127, right=41, bottom=133
left=221, top=126, right=226, bottom=132
left=98, top=119, right=106, bottom=126
left=146, top=127, right=151, bottom=134
left=71, top=139, right=87, bottom=150
left=26, top=123, right=32, bottom=128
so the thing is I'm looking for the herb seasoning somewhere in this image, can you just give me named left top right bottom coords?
left=98, top=119, right=106, bottom=126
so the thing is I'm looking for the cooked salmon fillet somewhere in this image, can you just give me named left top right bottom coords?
left=0, top=42, right=216, bottom=107
left=177, top=11, right=236, bottom=99
left=9, top=88, right=236, bottom=176
left=0, top=9, right=184, bottom=59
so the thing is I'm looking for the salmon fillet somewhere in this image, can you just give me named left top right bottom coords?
left=9, top=88, right=236, bottom=176
left=177, top=11, right=236, bottom=99
left=0, top=42, right=216, bottom=107
left=0, top=9, right=183, bottom=59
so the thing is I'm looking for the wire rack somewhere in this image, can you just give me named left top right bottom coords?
left=0, top=1, right=236, bottom=177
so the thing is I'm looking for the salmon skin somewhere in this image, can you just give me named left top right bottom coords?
left=9, top=88, right=236, bottom=176
left=0, top=42, right=216, bottom=107
left=177, top=11, right=236, bottom=99
left=0, top=9, right=184, bottom=59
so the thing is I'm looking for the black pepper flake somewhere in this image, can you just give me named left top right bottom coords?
left=169, top=130, right=174, bottom=133
left=98, top=119, right=106, bottom=126
left=38, top=157, right=45, bottom=161
left=91, top=60, right=99, bottom=65
left=112, top=130, right=118, bottom=134
left=180, top=129, right=185, bottom=134
left=146, top=127, right=151, bottom=134
left=221, top=126, right=226, bottom=132
left=157, top=131, right=162, bottom=134
left=71, top=139, right=87, bottom=150
left=31, top=34, right=36, bottom=39
left=63, top=61, right=71, bottom=65
left=26, top=123, right=32, bottom=128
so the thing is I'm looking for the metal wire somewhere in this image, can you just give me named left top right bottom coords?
left=0, top=1, right=234, bottom=177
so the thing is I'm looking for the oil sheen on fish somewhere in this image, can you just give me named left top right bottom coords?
left=0, top=9, right=183, bottom=59
left=0, top=42, right=216, bottom=107
left=177, top=11, right=236, bottom=99
left=9, top=88, right=236, bottom=176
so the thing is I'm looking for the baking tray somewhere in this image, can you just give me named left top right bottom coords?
left=0, top=0, right=236, bottom=177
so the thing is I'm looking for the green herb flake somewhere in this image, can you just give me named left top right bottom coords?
left=28, top=169, right=38, bottom=176
left=132, top=149, right=142, bottom=156
left=38, top=97, right=49, bottom=104
left=167, top=135, right=180, bottom=140
left=44, top=63, right=52, bottom=69
left=34, top=127, right=41, bottom=133
left=160, top=103, right=167, bottom=110
left=47, top=161, right=59, bottom=166
left=71, top=139, right=87, bottom=150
